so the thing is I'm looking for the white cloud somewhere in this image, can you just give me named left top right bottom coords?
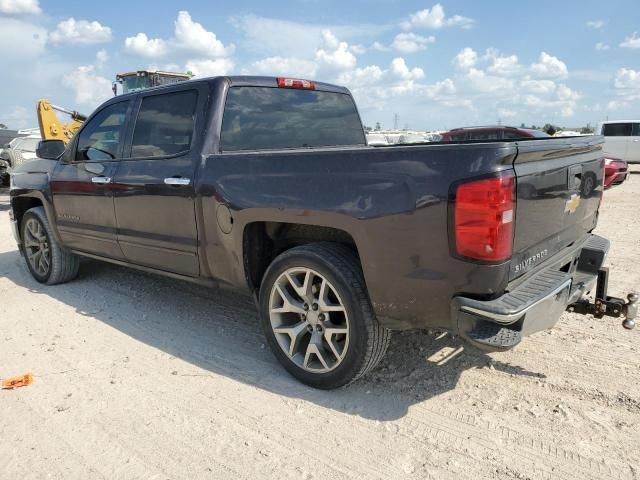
left=337, top=65, right=385, bottom=86
left=401, top=3, right=474, bottom=30
left=0, top=16, right=46, bottom=59
left=453, top=47, right=477, bottom=71
left=595, top=42, right=609, bottom=51
left=371, top=41, right=391, bottom=52
left=174, top=11, right=233, bottom=57
left=315, top=30, right=357, bottom=70
left=486, top=52, right=521, bottom=76
left=586, top=20, right=604, bottom=29
left=620, top=32, right=640, bottom=49
left=613, top=68, right=640, bottom=89
left=390, top=57, right=424, bottom=80
left=185, top=58, right=235, bottom=77
left=62, top=65, right=112, bottom=107
left=520, top=79, right=556, bottom=95
left=233, top=15, right=385, bottom=59
left=95, top=49, right=109, bottom=67
left=530, top=52, right=568, bottom=79
left=391, top=33, right=435, bottom=53
left=124, top=33, right=169, bottom=58
left=125, top=10, right=233, bottom=60
left=250, top=56, right=318, bottom=78
left=1, top=106, right=30, bottom=129
left=49, top=18, right=112, bottom=45
left=0, top=0, right=40, bottom=15
left=497, top=108, right=516, bottom=119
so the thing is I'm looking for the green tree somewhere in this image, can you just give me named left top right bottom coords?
left=0, top=123, right=7, bottom=129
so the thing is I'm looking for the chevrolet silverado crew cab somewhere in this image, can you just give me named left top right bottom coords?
left=9, top=76, right=637, bottom=389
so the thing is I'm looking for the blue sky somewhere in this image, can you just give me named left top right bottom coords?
left=0, top=0, right=638, bottom=131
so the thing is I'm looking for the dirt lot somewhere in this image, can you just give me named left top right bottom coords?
left=1, top=169, right=639, bottom=480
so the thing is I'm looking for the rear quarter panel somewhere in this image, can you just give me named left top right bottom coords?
left=196, top=143, right=517, bottom=329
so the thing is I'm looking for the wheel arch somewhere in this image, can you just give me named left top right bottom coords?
left=11, top=192, right=62, bottom=244
left=242, top=221, right=362, bottom=293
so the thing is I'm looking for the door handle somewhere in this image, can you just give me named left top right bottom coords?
left=91, top=176, right=112, bottom=184
left=164, top=177, right=191, bottom=186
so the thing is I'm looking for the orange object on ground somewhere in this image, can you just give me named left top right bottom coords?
left=1, top=372, right=34, bottom=389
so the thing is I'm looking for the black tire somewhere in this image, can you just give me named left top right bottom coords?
left=259, top=242, right=390, bottom=389
left=21, top=206, right=79, bottom=285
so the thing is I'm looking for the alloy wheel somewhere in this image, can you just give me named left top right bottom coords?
left=269, top=267, right=350, bottom=373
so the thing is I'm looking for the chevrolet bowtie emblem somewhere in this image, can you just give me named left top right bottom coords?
left=564, top=194, right=580, bottom=214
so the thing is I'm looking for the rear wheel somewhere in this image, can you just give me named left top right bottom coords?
left=21, top=207, right=79, bottom=285
left=259, top=242, right=390, bottom=389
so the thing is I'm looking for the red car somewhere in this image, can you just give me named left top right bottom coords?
left=440, top=126, right=550, bottom=142
left=603, top=154, right=629, bottom=189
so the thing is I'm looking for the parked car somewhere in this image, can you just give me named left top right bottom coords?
left=0, top=134, right=41, bottom=185
left=603, top=154, right=629, bottom=189
left=596, top=121, right=640, bottom=163
left=9, top=76, right=637, bottom=389
left=440, top=126, right=550, bottom=142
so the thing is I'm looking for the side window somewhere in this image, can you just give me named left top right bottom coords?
left=131, top=90, right=197, bottom=158
left=503, top=130, right=522, bottom=139
left=450, top=133, right=468, bottom=141
left=632, top=123, right=640, bottom=136
left=469, top=130, right=500, bottom=140
left=76, top=101, right=128, bottom=161
left=602, top=123, right=632, bottom=137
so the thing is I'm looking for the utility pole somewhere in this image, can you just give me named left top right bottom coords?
left=394, top=113, right=398, bottom=131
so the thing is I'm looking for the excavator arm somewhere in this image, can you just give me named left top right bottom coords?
left=36, top=99, right=87, bottom=144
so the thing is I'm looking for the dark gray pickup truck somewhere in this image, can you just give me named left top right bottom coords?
left=9, top=76, right=637, bottom=389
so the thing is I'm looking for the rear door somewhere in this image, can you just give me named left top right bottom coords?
left=601, top=122, right=631, bottom=159
left=112, top=84, right=206, bottom=276
left=510, top=137, right=603, bottom=280
left=50, top=100, right=131, bottom=259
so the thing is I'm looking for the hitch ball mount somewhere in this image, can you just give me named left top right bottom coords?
left=568, top=268, right=638, bottom=330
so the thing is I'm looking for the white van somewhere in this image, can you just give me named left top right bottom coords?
left=596, top=120, right=640, bottom=163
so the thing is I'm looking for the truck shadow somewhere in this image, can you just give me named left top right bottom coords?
left=0, top=249, right=545, bottom=421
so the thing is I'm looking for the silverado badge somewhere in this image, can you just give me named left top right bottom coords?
left=564, top=194, right=580, bottom=214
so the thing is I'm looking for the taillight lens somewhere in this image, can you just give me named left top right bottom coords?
left=276, top=77, right=316, bottom=90
left=454, top=173, right=515, bottom=262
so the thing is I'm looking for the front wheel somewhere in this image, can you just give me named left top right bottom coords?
left=21, top=206, right=79, bottom=285
left=259, top=242, right=390, bottom=389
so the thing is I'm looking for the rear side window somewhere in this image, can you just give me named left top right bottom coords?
left=633, top=123, right=640, bottom=136
left=131, top=90, right=197, bottom=158
left=468, top=130, right=500, bottom=140
left=602, top=123, right=632, bottom=137
left=220, top=87, right=366, bottom=151
left=449, top=133, right=468, bottom=141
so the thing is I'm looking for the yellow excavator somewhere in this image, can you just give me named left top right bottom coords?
left=36, top=101, right=87, bottom=144
left=37, top=70, right=193, bottom=145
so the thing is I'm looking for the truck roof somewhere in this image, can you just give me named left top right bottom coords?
left=110, top=75, right=352, bottom=99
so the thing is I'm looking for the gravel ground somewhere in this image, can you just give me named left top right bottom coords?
left=1, top=168, right=639, bottom=480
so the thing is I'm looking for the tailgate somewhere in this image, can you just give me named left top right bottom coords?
left=510, top=136, right=604, bottom=280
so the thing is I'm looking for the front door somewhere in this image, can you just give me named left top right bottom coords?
left=112, top=87, right=203, bottom=276
left=50, top=100, right=131, bottom=259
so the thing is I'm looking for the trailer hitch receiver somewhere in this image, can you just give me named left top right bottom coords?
left=568, top=268, right=638, bottom=330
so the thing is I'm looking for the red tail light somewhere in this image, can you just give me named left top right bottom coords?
left=276, top=77, right=315, bottom=90
left=454, top=173, right=515, bottom=262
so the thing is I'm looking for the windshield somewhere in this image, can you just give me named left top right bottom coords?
left=121, top=76, right=152, bottom=93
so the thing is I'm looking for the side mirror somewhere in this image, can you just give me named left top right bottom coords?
left=36, top=139, right=66, bottom=160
